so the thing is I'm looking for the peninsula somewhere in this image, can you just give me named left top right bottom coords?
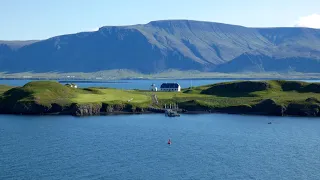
left=1, top=80, right=320, bottom=117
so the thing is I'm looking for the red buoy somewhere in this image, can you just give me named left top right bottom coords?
left=168, top=139, right=171, bottom=145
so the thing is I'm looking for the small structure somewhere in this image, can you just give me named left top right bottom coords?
left=65, top=83, right=78, bottom=88
left=165, top=109, right=180, bottom=117
left=150, top=84, right=158, bottom=91
left=164, top=103, right=180, bottom=117
left=160, top=83, right=181, bottom=92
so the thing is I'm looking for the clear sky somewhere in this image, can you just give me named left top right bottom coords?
left=1, top=0, right=319, bottom=40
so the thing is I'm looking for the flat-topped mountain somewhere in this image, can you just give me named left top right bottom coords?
left=1, top=20, right=320, bottom=73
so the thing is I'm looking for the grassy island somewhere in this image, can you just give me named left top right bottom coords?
left=1, top=80, right=320, bottom=116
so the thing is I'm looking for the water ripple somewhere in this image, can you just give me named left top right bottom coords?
left=1, top=114, right=320, bottom=180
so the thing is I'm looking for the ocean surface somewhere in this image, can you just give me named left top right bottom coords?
left=1, top=114, right=320, bottom=180
left=0, top=79, right=228, bottom=89
left=1, top=79, right=320, bottom=179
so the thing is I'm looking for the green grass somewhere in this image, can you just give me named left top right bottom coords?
left=151, top=80, right=320, bottom=109
left=0, top=85, right=13, bottom=97
left=2, top=80, right=320, bottom=111
left=72, top=88, right=151, bottom=104
left=1, top=81, right=79, bottom=107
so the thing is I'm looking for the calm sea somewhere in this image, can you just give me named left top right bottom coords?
left=1, top=79, right=320, bottom=179
left=1, top=79, right=320, bottom=90
left=1, top=114, right=320, bottom=180
left=0, top=79, right=228, bottom=89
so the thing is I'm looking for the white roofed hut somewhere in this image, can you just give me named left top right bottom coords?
left=150, top=84, right=158, bottom=91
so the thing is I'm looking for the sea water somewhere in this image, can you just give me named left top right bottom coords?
left=1, top=114, right=320, bottom=180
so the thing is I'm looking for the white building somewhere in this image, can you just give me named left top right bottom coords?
left=150, top=84, right=158, bottom=91
left=160, top=83, right=181, bottom=92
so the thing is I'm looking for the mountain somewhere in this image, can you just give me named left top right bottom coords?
left=0, top=40, right=39, bottom=49
left=1, top=20, right=320, bottom=73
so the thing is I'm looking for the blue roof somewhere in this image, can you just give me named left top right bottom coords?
left=160, top=83, right=180, bottom=88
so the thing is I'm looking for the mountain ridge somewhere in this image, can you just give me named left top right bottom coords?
left=1, top=20, right=320, bottom=73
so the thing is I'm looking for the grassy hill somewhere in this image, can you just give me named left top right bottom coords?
left=1, top=80, right=320, bottom=116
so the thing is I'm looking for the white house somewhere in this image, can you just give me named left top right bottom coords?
left=160, top=83, right=181, bottom=92
left=150, top=84, right=158, bottom=91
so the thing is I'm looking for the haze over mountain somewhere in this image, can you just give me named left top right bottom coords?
left=1, top=20, right=320, bottom=74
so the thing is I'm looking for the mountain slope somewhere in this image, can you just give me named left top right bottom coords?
left=215, top=53, right=320, bottom=73
left=1, top=20, right=320, bottom=73
left=0, top=40, right=38, bottom=49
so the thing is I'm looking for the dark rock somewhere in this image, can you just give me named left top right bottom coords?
left=105, top=105, right=114, bottom=113
left=50, top=103, right=64, bottom=113
left=101, top=103, right=113, bottom=113
left=253, top=99, right=285, bottom=116
left=124, top=104, right=134, bottom=112
left=10, top=101, right=51, bottom=115
left=101, top=103, right=145, bottom=113
left=305, top=97, right=320, bottom=103
left=147, top=107, right=165, bottom=113
left=113, top=104, right=126, bottom=111
left=0, top=99, right=4, bottom=113
left=286, top=103, right=320, bottom=116
left=216, top=104, right=252, bottom=114
left=71, top=103, right=102, bottom=116
left=135, top=107, right=144, bottom=113
left=101, top=103, right=128, bottom=113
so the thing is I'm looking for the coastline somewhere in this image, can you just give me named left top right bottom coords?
left=2, top=80, right=320, bottom=118
left=0, top=105, right=319, bottom=117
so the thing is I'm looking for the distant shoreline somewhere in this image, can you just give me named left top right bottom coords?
left=1, top=77, right=320, bottom=82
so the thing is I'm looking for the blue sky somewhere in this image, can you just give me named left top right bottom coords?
left=1, top=0, right=319, bottom=40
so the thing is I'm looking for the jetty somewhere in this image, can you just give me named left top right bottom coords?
left=165, top=109, right=180, bottom=117
left=164, top=103, right=180, bottom=117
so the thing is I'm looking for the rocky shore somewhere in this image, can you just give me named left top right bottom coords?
left=0, top=98, right=320, bottom=117
left=1, top=80, right=320, bottom=117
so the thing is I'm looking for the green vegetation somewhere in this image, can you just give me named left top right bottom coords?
left=72, top=88, right=151, bottom=107
left=1, top=80, right=320, bottom=116
left=0, top=81, right=79, bottom=108
left=0, top=85, right=12, bottom=97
